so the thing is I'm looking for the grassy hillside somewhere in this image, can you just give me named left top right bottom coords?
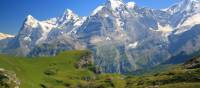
left=125, top=56, right=200, bottom=88
left=0, top=50, right=200, bottom=88
left=0, top=50, right=95, bottom=88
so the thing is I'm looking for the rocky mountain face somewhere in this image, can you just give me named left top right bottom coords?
left=184, top=54, right=200, bottom=69
left=2, top=0, right=200, bottom=73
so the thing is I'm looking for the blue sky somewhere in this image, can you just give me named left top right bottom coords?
left=0, top=0, right=179, bottom=35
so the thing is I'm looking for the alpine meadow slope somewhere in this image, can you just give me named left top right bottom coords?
left=0, top=50, right=200, bottom=88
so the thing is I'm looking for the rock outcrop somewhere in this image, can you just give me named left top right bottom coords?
left=0, top=68, right=20, bottom=88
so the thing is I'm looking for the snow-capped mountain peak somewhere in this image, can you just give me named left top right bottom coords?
left=92, top=0, right=129, bottom=16
left=65, top=9, right=73, bottom=14
left=164, top=0, right=200, bottom=34
left=61, top=9, right=79, bottom=20
left=57, top=9, right=80, bottom=26
left=92, top=6, right=104, bottom=15
left=26, top=15, right=35, bottom=20
left=126, top=2, right=136, bottom=9
left=105, top=0, right=124, bottom=10
left=24, top=15, right=38, bottom=28
left=166, top=0, right=200, bottom=14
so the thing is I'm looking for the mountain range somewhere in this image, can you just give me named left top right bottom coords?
left=1, top=0, right=200, bottom=73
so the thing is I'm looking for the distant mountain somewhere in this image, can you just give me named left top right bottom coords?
left=2, top=0, right=200, bottom=73
left=0, top=33, right=14, bottom=52
left=0, top=32, right=14, bottom=40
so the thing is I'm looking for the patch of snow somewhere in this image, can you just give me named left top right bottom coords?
left=92, top=6, right=104, bottom=15
left=104, top=14, right=109, bottom=17
left=25, top=15, right=38, bottom=28
left=106, top=0, right=124, bottom=10
left=39, top=22, right=55, bottom=33
left=74, top=20, right=83, bottom=26
left=90, top=36, right=104, bottom=44
left=174, top=26, right=191, bottom=35
left=150, top=23, right=173, bottom=34
left=43, top=18, right=58, bottom=25
left=106, top=37, right=111, bottom=40
left=178, top=13, right=200, bottom=28
left=175, top=13, right=200, bottom=35
left=115, top=18, right=124, bottom=30
left=128, top=42, right=138, bottom=49
left=149, top=23, right=173, bottom=40
left=157, top=23, right=173, bottom=33
left=35, top=22, right=55, bottom=44
left=126, top=2, right=136, bottom=9
left=59, top=9, right=79, bottom=25
left=24, top=36, right=31, bottom=42
left=74, top=17, right=87, bottom=26
left=65, top=9, right=73, bottom=17
left=165, top=0, right=200, bottom=14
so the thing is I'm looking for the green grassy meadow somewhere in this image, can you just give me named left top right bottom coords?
left=0, top=50, right=200, bottom=88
